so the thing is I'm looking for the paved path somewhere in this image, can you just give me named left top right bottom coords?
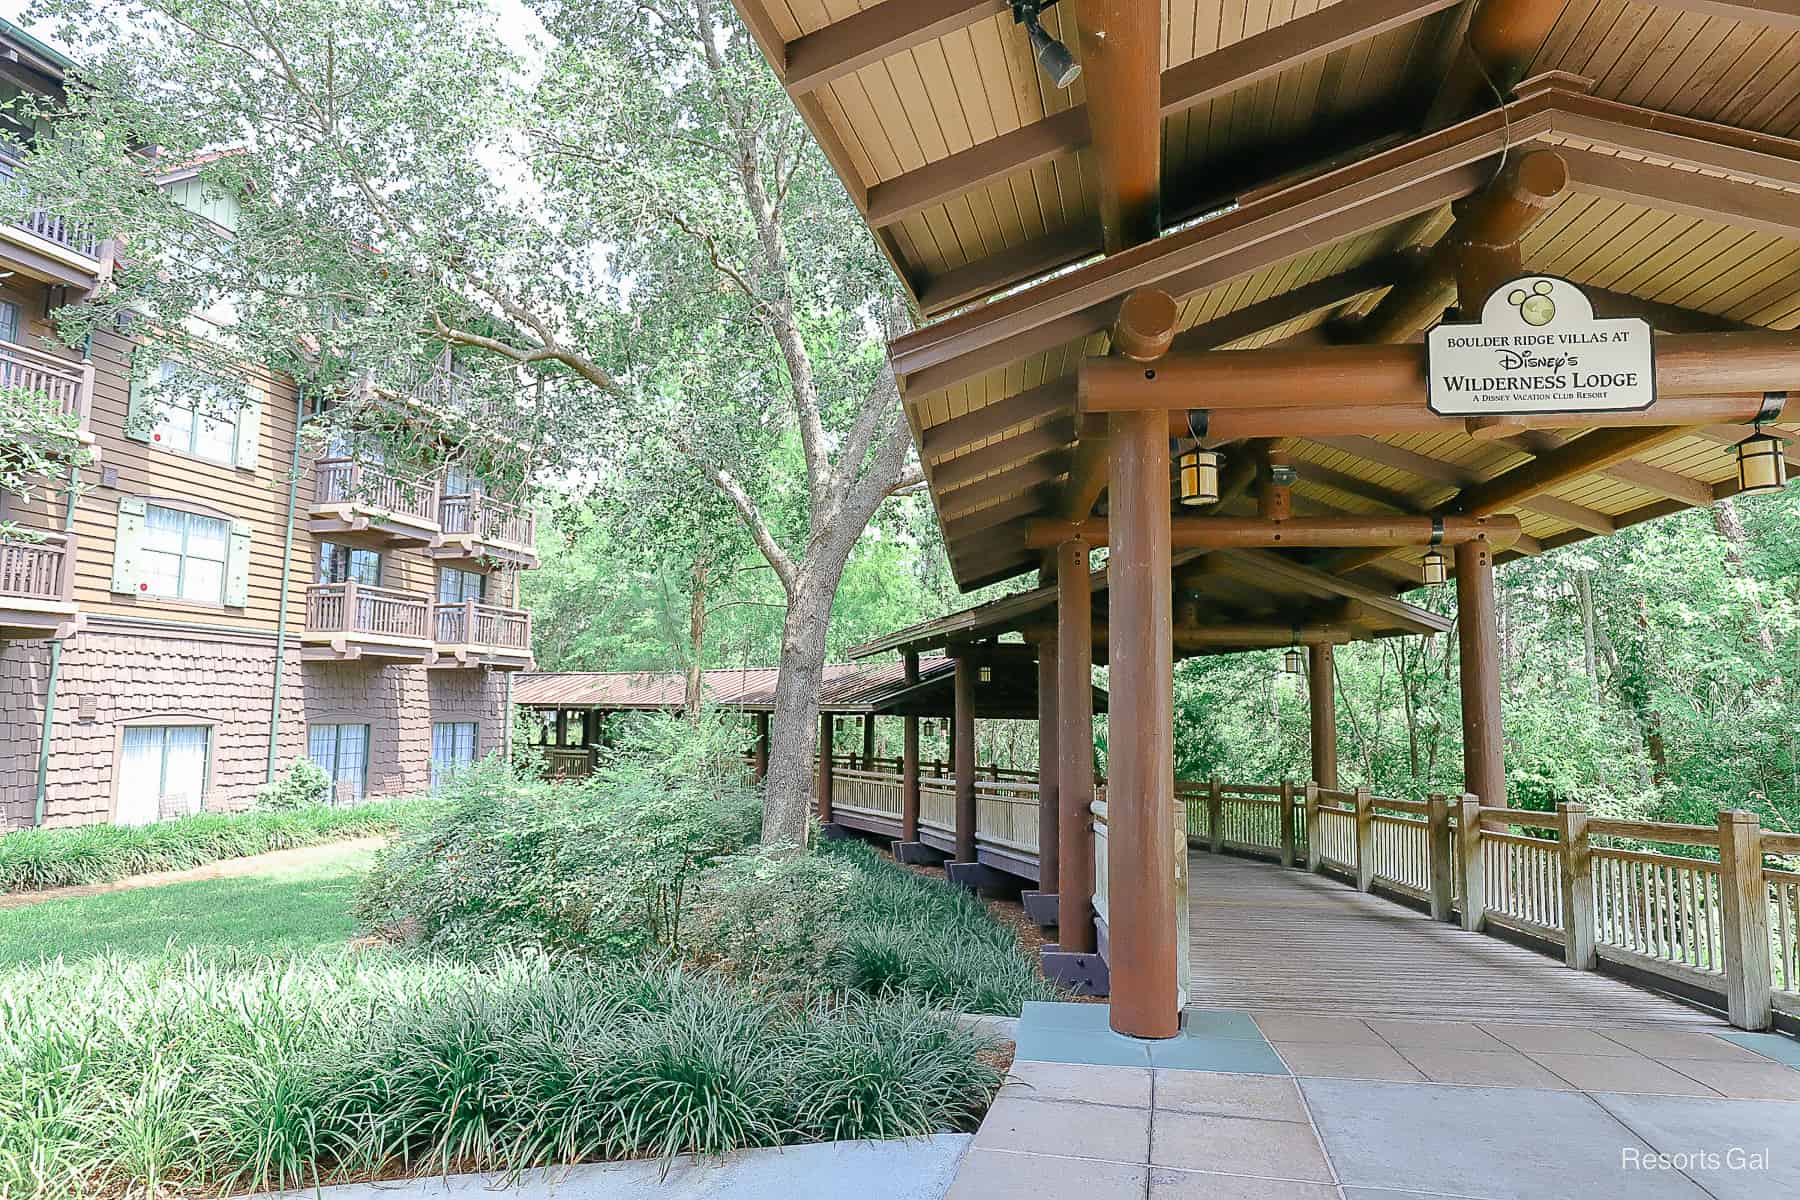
left=0, top=837, right=387, bottom=910
left=1188, top=850, right=1724, bottom=1027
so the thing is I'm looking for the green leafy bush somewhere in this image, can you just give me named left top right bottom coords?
left=0, top=798, right=435, bottom=894
left=254, top=759, right=333, bottom=810
left=356, top=718, right=762, bottom=959
left=0, top=949, right=999, bottom=1199
left=686, top=848, right=860, bottom=987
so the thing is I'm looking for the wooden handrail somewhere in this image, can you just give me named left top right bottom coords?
left=313, top=457, right=439, bottom=523
left=304, top=580, right=431, bottom=639
left=0, top=530, right=76, bottom=602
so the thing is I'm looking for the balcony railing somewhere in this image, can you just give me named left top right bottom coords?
left=0, top=338, right=93, bottom=430
left=312, top=458, right=439, bottom=527
left=434, top=599, right=531, bottom=651
left=0, top=531, right=77, bottom=604
left=304, top=581, right=432, bottom=641
left=438, top=491, right=534, bottom=549
left=0, top=147, right=102, bottom=260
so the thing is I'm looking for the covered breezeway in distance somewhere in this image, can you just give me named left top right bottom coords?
left=724, top=0, right=1800, bottom=1042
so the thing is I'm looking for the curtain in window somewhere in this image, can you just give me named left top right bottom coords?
left=335, top=725, right=369, bottom=800
left=437, top=568, right=484, bottom=604
left=117, top=727, right=164, bottom=826
left=142, top=505, right=188, bottom=598
left=431, top=722, right=478, bottom=789
left=161, top=726, right=208, bottom=818
left=319, top=544, right=380, bottom=587
left=181, top=513, right=229, bottom=603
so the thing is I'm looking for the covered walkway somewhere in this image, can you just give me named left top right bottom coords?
left=1188, top=851, right=1720, bottom=1028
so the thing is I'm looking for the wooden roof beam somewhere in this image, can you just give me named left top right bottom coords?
left=782, top=0, right=1008, bottom=96
left=1357, top=148, right=1568, bottom=342
left=933, top=418, right=1076, bottom=491
left=1058, top=289, right=1177, bottom=523
left=865, top=0, right=1465, bottom=228
left=1560, top=146, right=1800, bottom=241
left=919, top=377, right=1074, bottom=462
left=1022, top=513, right=1523, bottom=550
left=1425, top=0, right=1567, bottom=127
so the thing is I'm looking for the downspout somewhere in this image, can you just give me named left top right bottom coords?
left=265, top=384, right=306, bottom=781
left=33, top=333, right=91, bottom=826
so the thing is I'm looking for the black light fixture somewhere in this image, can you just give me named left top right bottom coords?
left=1737, top=393, right=1789, bottom=495
left=1421, top=515, right=1448, bottom=586
left=1014, top=2, right=1081, bottom=89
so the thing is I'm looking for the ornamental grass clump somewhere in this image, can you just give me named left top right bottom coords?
left=0, top=796, right=436, bottom=894
left=0, top=950, right=999, bottom=1200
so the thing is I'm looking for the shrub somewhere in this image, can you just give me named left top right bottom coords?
left=356, top=718, right=762, bottom=959
left=0, top=950, right=1000, bottom=1199
left=686, top=849, right=859, bottom=989
left=0, top=798, right=435, bottom=894
left=254, top=759, right=333, bottom=810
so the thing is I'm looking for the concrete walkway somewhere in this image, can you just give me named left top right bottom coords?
left=257, top=1135, right=971, bottom=1200
left=949, top=1003, right=1800, bottom=1199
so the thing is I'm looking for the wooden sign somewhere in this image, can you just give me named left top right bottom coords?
left=1428, top=276, right=1654, bottom=416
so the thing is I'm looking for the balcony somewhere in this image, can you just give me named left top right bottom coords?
left=0, top=530, right=81, bottom=641
left=0, top=146, right=104, bottom=288
left=430, top=491, right=538, bottom=569
left=1, top=338, right=95, bottom=456
left=431, top=599, right=533, bottom=671
left=301, top=581, right=434, bottom=663
left=307, top=458, right=441, bottom=546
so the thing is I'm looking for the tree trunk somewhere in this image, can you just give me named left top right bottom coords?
left=1576, top=569, right=1598, bottom=700
left=760, top=552, right=855, bottom=849
left=1711, top=498, right=1778, bottom=658
left=684, top=556, right=709, bottom=723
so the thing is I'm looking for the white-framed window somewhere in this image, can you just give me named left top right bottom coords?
left=431, top=721, right=478, bottom=788
left=147, top=360, right=238, bottom=464
left=318, top=542, right=381, bottom=586
left=117, top=724, right=209, bottom=825
left=437, top=566, right=485, bottom=604
left=308, top=724, right=369, bottom=802
left=141, top=504, right=230, bottom=603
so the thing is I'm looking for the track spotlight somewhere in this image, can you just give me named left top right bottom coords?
left=1015, top=3, right=1081, bottom=89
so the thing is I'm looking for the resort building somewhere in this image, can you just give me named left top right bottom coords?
left=0, top=22, right=536, bottom=828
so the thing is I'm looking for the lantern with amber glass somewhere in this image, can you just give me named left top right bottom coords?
left=1421, top=549, right=1449, bottom=586
left=1178, top=449, right=1221, bottom=506
left=1737, top=433, right=1787, bottom=495
left=1283, top=646, right=1304, bottom=674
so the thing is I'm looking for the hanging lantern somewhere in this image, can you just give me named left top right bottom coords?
left=1421, top=548, right=1449, bottom=586
left=978, top=664, right=993, bottom=684
left=1177, top=449, right=1221, bottom=506
left=1283, top=646, right=1305, bottom=674
left=1737, top=433, right=1788, bottom=495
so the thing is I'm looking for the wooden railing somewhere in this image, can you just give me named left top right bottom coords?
left=544, top=747, right=595, bottom=778
left=312, top=458, right=439, bottom=526
left=439, top=491, right=535, bottom=549
left=434, top=599, right=531, bottom=651
left=0, top=147, right=102, bottom=259
left=304, top=581, right=431, bottom=641
left=0, top=531, right=76, bottom=603
left=0, top=339, right=93, bottom=429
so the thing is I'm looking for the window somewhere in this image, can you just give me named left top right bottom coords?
left=308, top=724, right=369, bottom=802
left=147, top=360, right=238, bottom=464
left=141, top=504, right=230, bottom=603
left=437, top=567, right=485, bottom=604
left=431, top=721, right=478, bottom=788
left=0, top=300, right=19, bottom=346
left=318, top=542, right=380, bottom=586
left=117, top=725, right=209, bottom=825
left=442, top=464, right=481, bottom=498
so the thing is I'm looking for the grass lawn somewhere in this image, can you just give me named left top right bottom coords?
left=0, top=843, right=378, bottom=966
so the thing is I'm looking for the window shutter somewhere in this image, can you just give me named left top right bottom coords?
left=224, top=518, right=252, bottom=607
left=124, top=349, right=152, bottom=443
left=234, top=393, right=261, bottom=470
left=110, top=496, right=146, bottom=592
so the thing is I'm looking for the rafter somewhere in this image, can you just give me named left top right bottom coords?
left=865, top=0, right=1465, bottom=229
left=782, top=0, right=1006, bottom=96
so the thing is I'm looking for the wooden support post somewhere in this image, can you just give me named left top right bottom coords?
left=1458, top=794, right=1486, bottom=932
left=953, top=657, right=977, bottom=864
left=1105, top=402, right=1179, bottom=1040
left=1056, top=538, right=1097, bottom=952
left=554, top=708, right=568, bottom=747
left=1307, top=643, right=1339, bottom=791
left=862, top=713, right=875, bottom=770
left=753, top=711, right=769, bottom=780
left=1558, top=801, right=1596, bottom=970
left=1426, top=794, right=1454, bottom=922
left=1717, top=809, right=1773, bottom=1030
left=817, top=714, right=834, bottom=825
left=1037, top=631, right=1061, bottom=896
left=1455, top=540, right=1506, bottom=813
left=1071, top=0, right=1162, bottom=253
left=1208, top=778, right=1224, bottom=854
left=902, top=653, right=921, bottom=840
left=1279, top=779, right=1297, bottom=869
left=1354, top=787, right=1375, bottom=892
left=1305, top=783, right=1322, bottom=873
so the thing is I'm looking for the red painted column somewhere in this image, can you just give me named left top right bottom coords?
left=1057, top=538, right=1096, bottom=953
left=1106, top=408, right=1179, bottom=1039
